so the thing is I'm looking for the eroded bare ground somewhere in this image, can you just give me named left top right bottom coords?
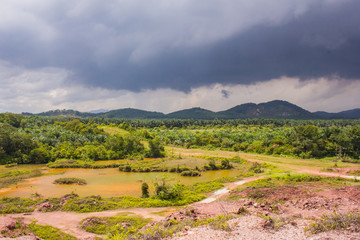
left=167, top=215, right=360, bottom=240
left=168, top=184, right=360, bottom=240
left=193, top=185, right=360, bottom=217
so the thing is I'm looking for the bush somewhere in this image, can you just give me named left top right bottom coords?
left=146, top=138, right=165, bottom=158
left=249, top=162, right=264, bottom=173
left=154, top=180, right=184, bottom=201
left=221, top=159, right=233, bottom=169
left=141, top=182, right=149, bottom=198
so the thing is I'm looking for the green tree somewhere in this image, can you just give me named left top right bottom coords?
left=146, top=138, right=165, bottom=158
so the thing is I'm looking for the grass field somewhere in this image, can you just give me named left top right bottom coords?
left=100, top=126, right=130, bottom=136
left=167, top=146, right=359, bottom=173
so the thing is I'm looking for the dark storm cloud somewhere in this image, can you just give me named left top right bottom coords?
left=0, top=0, right=359, bottom=92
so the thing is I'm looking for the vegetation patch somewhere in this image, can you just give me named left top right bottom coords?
left=245, top=174, right=323, bottom=189
left=347, top=170, right=360, bottom=176
left=4, top=163, right=18, bottom=168
left=28, top=222, right=77, bottom=240
left=47, top=159, right=123, bottom=169
left=188, top=177, right=234, bottom=194
left=0, top=197, right=42, bottom=214
left=180, top=170, right=201, bottom=177
left=118, top=157, right=237, bottom=173
left=306, top=213, right=360, bottom=234
left=108, top=214, right=233, bottom=240
left=80, top=216, right=150, bottom=235
left=53, top=177, right=87, bottom=185
left=62, top=195, right=119, bottom=212
left=232, top=173, right=360, bottom=202
left=0, top=219, right=29, bottom=238
left=198, top=155, right=246, bottom=164
left=119, top=159, right=166, bottom=172
left=0, top=169, right=42, bottom=188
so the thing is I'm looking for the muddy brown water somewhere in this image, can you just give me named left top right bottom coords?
left=0, top=166, right=240, bottom=198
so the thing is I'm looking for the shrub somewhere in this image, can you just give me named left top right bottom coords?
left=124, top=164, right=132, bottom=172
left=208, top=160, right=218, bottom=170
left=154, top=181, right=184, bottom=201
left=141, top=182, right=149, bottom=198
left=221, top=159, right=233, bottom=169
left=249, top=162, right=264, bottom=173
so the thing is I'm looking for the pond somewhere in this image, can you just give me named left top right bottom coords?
left=0, top=167, right=240, bottom=198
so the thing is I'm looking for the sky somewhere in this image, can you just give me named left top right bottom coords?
left=0, top=0, right=360, bottom=114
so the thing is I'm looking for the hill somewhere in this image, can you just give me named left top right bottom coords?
left=165, top=107, right=218, bottom=120
left=218, top=100, right=314, bottom=119
left=99, top=108, right=165, bottom=119
left=23, top=109, right=95, bottom=118
left=22, top=100, right=360, bottom=120
left=313, top=108, right=360, bottom=119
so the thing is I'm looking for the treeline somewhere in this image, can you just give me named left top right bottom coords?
left=151, top=124, right=360, bottom=159
left=18, top=115, right=360, bottom=128
left=1, top=113, right=360, bottom=164
left=0, top=113, right=164, bottom=164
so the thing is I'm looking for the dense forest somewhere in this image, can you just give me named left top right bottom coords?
left=0, top=113, right=359, bottom=165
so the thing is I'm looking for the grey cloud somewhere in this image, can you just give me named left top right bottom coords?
left=0, top=0, right=359, bottom=92
left=221, top=90, right=230, bottom=98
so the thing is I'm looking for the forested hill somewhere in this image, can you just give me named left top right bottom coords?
left=313, top=108, right=360, bottom=119
left=100, top=108, right=165, bottom=119
left=218, top=100, right=314, bottom=119
left=166, top=107, right=218, bottom=120
left=22, top=100, right=359, bottom=120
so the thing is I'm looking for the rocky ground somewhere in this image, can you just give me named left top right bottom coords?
left=168, top=215, right=360, bottom=240
left=166, top=184, right=360, bottom=240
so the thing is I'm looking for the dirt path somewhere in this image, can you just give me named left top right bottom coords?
left=298, top=169, right=360, bottom=180
left=197, top=176, right=262, bottom=204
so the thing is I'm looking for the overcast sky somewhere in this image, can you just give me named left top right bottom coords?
left=1, top=0, right=359, bottom=114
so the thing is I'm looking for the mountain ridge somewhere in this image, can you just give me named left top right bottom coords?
left=21, top=100, right=360, bottom=120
